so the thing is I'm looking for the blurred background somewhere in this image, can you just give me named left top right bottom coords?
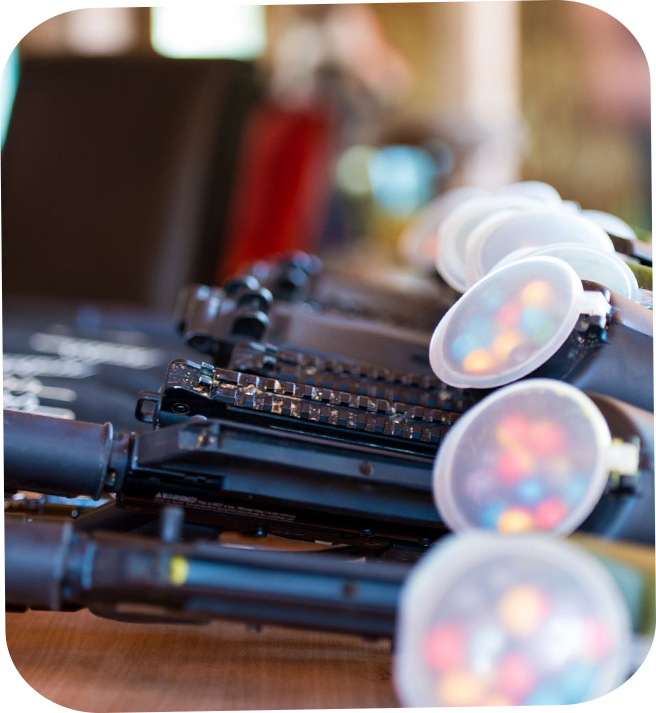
left=1, top=1, right=651, bottom=309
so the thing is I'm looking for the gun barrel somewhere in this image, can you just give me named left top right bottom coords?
left=5, top=516, right=74, bottom=610
left=5, top=516, right=405, bottom=637
left=3, top=410, right=117, bottom=499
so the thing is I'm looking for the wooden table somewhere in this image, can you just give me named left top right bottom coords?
left=6, top=610, right=397, bottom=711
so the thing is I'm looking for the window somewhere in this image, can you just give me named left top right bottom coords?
left=151, top=6, right=266, bottom=60
left=1, top=46, right=19, bottom=148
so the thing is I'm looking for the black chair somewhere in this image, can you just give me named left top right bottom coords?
left=2, top=56, right=258, bottom=309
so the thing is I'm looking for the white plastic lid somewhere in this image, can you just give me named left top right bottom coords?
left=494, top=243, right=640, bottom=301
left=435, top=194, right=550, bottom=293
left=430, top=257, right=586, bottom=389
left=496, top=181, right=563, bottom=207
left=399, top=187, right=489, bottom=271
left=465, top=209, right=617, bottom=287
left=582, top=209, right=638, bottom=240
left=433, top=379, right=613, bottom=535
left=563, top=199, right=582, bottom=213
left=395, top=533, right=631, bottom=707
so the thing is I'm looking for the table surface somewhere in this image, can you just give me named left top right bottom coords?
left=6, top=610, right=397, bottom=712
